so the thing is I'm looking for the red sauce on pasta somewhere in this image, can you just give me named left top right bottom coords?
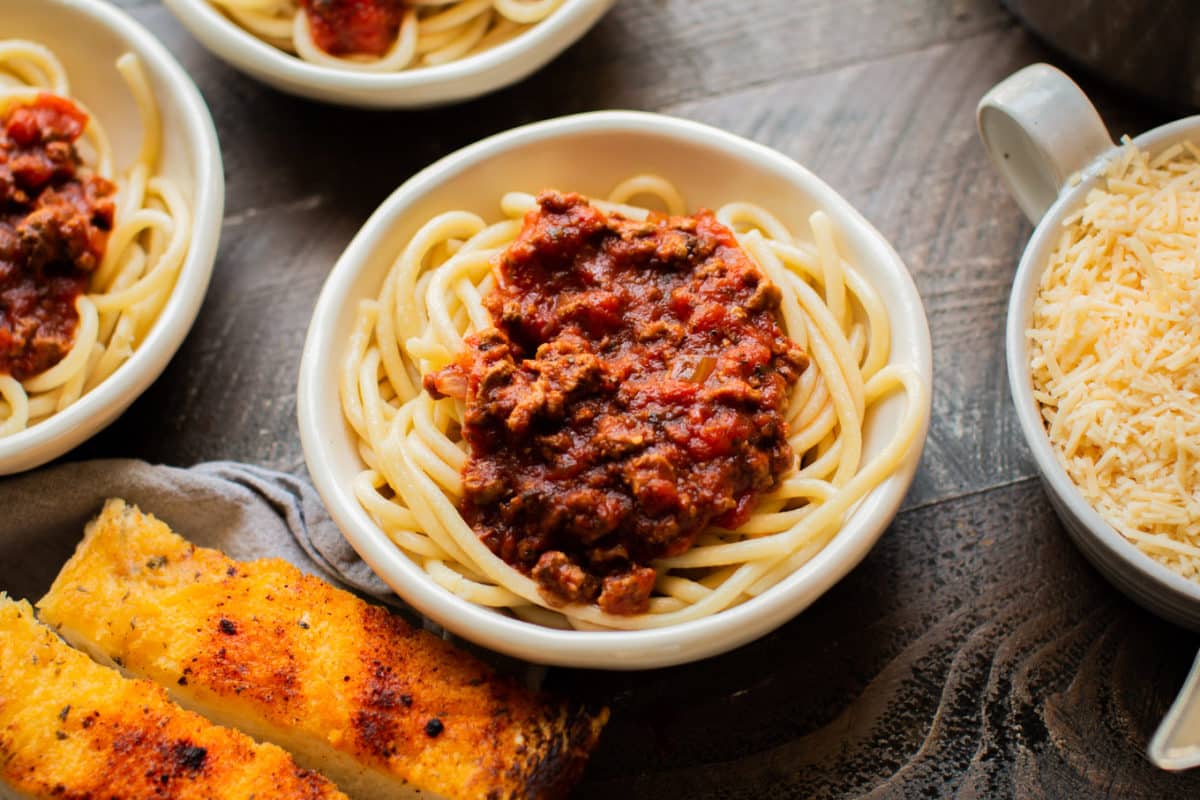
left=0, top=94, right=115, bottom=381
left=302, top=0, right=406, bottom=57
left=426, top=192, right=808, bottom=615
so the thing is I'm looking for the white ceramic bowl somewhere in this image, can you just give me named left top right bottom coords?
left=298, top=111, right=933, bottom=669
left=0, top=0, right=224, bottom=476
left=980, top=63, right=1200, bottom=774
left=979, top=64, right=1200, bottom=632
left=162, top=0, right=616, bottom=108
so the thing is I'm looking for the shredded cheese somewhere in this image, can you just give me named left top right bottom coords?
left=1029, top=139, right=1200, bottom=579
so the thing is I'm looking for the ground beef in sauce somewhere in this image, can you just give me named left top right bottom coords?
left=302, top=0, right=407, bottom=57
left=425, top=191, right=809, bottom=615
left=0, top=94, right=115, bottom=381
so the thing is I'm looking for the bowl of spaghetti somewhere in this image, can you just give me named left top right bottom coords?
left=0, top=0, right=223, bottom=474
left=161, top=0, right=616, bottom=108
left=298, top=111, right=932, bottom=668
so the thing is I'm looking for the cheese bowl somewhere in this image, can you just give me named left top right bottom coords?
left=980, top=63, right=1200, bottom=629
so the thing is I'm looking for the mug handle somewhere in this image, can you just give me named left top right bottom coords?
left=1150, top=651, right=1200, bottom=771
left=976, top=63, right=1114, bottom=223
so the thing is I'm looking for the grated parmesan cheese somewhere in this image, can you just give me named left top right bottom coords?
left=1029, top=139, right=1200, bottom=579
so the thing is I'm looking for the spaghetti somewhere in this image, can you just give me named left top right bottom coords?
left=0, top=41, right=190, bottom=438
left=209, top=0, right=563, bottom=72
left=340, top=176, right=926, bottom=629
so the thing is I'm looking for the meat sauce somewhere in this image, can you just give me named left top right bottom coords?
left=302, top=0, right=407, bottom=57
left=0, top=95, right=115, bottom=381
left=426, top=192, right=809, bottom=615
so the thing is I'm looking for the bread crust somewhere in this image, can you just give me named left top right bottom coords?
left=38, top=500, right=607, bottom=800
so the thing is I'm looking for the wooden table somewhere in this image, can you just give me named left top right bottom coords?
left=91, top=1, right=1200, bottom=796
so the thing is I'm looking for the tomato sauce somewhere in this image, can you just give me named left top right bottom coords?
left=426, top=192, right=809, bottom=615
left=302, top=0, right=406, bottom=57
left=0, top=94, right=115, bottom=381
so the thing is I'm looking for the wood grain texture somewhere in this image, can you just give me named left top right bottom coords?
left=560, top=481, right=1200, bottom=798
left=56, top=1, right=1200, bottom=796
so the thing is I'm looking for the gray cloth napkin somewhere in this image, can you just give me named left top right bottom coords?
left=0, top=459, right=545, bottom=681
left=0, top=459, right=392, bottom=601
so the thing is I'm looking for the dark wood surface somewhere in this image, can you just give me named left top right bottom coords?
left=77, top=1, right=1200, bottom=796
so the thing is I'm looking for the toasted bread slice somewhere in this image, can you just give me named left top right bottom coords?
left=0, top=595, right=347, bottom=800
left=38, top=500, right=606, bottom=800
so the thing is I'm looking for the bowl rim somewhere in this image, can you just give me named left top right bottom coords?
left=298, top=109, right=933, bottom=668
left=162, top=0, right=614, bottom=93
left=1006, top=114, right=1200, bottom=613
left=0, top=0, right=225, bottom=474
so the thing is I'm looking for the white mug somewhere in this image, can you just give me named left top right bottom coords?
left=978, top=63, right=1200, bottom=772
